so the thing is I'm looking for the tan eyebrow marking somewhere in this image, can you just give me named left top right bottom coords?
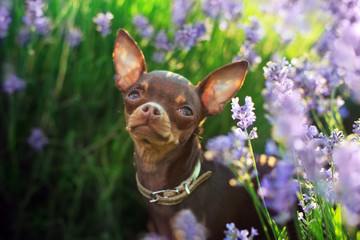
left=175, top=95, right=186, bottom=104
left=141, top=82, right=149, bottom=91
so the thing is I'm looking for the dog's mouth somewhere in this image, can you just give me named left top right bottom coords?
left=128, top=123, right=169, bottom=143
left=127, top=122, right=172, bottom=143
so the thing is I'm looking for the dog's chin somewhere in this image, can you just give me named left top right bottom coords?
left=127, top=124, right=178, bottom=146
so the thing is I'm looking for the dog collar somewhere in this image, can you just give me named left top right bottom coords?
left=136, top=161, right=212, bottom=206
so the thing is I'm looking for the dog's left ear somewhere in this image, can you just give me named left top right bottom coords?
left=113, top=29, right=147, bottom=92
left=196, top=61, right=248, bottom=116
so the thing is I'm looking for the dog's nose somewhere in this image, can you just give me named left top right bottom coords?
left=141, top=103, right=162, bottom=118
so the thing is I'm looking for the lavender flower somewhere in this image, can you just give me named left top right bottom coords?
left=154, top=30, right=172, bottom=51
left=2, top=74, right=26, bottom=94
left=205, top=132, right=236, bottom=164
left=23, top=0, right=51, bottom=36
left=27, top=128, right=49, bottom=151
left=231, top=96, right=256, bottom=130
left=133, top=15, right=153, bottom=39
left=23, top=0, right=45, bottom=25
left=67, top=28, right=83, bottom=47
left=353, top=118, right=360, bottom=137
left=328, top=129, right=344, bottom=153
left=172, top=209, right=206, bottom=240
left=93, top=12, right=113, bottom=37
left=174, top=22, right=206, bottom=51
left=202, top=0, right=243, bottom=22
left=141, top=233, right=167, bottom=240
left=262, top=58, right=309, bottom=149
left=258, top=161, right=298, bottom=224
left=33, top=16, right=51, bottom=36
left=224, top=223, right=258, bottom=240
left=333, top=140, right=360, bottom=225
left=243, top=16, right=263, bottom=44
left=18, top=27, right=31, bottom=46
left=0, top=7, right=11, bottom=38
left=265, top=139, right=279, bottom=156
left=152, top=51, right=166, bottom=63
left=234, top=42, right=261, bottom=70
left=172, top=0, right=194, bottom=26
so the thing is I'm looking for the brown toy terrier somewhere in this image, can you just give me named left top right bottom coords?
left=113, top=29, right=270, bottom=239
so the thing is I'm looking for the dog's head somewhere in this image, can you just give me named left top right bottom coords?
left=113, top=29, right=248, bottom=155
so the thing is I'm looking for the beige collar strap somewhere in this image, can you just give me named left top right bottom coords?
left=136, top=161, right=212, bottom=206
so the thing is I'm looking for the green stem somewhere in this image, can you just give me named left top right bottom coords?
left=311, top=109, right=328, bottom=135
left=248, top=139, right=277, bottom=239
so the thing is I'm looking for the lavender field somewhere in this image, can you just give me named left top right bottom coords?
left=1, top=0, right=360, bottom=239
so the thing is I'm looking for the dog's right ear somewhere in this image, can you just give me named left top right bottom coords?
left=113, top=29, right=147, bottom=92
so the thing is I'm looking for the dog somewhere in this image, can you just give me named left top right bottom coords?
left=113, top=29, right=276, bottom=239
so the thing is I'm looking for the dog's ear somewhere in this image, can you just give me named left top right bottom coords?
left=113, top=29, right=147, bottom=92
left=196, top=61, right=248, bottom=116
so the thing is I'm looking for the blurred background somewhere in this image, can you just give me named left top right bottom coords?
left=0, top=0, right=359, bottom=239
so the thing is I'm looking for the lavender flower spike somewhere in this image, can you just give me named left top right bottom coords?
left=333, top=140, right=360, bottom=226
left=27, top=128, right=49, bottom=151
left=93, top=12, right=113, bottom=37
left=67, top=28, right=83, bottom=47
left=231, top=96, right=256, bottom=130
left=353, top=118, right=360, bottom=137
left=0, top=7, right=12, bottom=38
left=172, top=0, right=194, bottom=27
left=172, top=209, right=206, bottom=240
left=224, top=223, right=259, bottom=240
left=2, top=74, right=26, bottom=94
left=133, top=15, right=154, bottom=39
left=258, top=161, right=298, bottom=224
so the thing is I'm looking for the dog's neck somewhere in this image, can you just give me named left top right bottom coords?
left=134, top=135, right=202, bottom=191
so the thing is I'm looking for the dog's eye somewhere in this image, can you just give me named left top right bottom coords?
left=179, top=106, right=193, bottom=116
left=128, top=91, right=140, bottom=100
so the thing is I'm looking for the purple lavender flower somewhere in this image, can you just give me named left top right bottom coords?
left=231, top=96, right=256, bottom=130
left=202, top=0, right=243, bottom=22
left=172, top=0, right=194, bottom=26
left=133, top=14, right=153, bottom=39
left=23, top=0, right=45, bottom=26
left=34, top=16, right=51, bottom=36
left=2, top=74, right=26, bottom=94
left=141, top=233, right=167, bottom=240
left=353, top=118, right=360, bottom=136
left=262, top=58, right=310, bottom=149
left=314, top=28, right=337, bottom=56
left=18, top=27, right=31, bottom=46
left=224, top=222, right=240, bottom=240
left=93, top=12, right=113, bottom=37
left=174, top=22, right=206, bottom=51
left=243, top=16, right=263, bottom=44
left=0, top=7, right=11, bottom=38
left=332, top=140, right=360, bottom=225
left=23, top=0, right=51, bottom=36
left=224, top=223, right=258, bottom=240
left=67, top=28, right=83, bottom=47
left=235, top=42, right=261, bottom=70
left=152, top=51, right=166, bottom=63
left=328, top=129, right=344, bottom=153
left=263, top=58, right=293, bottom=85
left=298, top=136, right=329, bottom=181
left=258, top=161, right=298, bottom=224
left=306, top=125, right=319, bottom=140
left=154, top=30, right=172, bottom=51
left=298, top=193, right=317, bottom=214
left=265, top=139, right=279, bottom=156
left=27, top=128, right=49, bottom=151
left=171, top=209, right=206, bottom=240
left=205, top=132, right=235, bottom=163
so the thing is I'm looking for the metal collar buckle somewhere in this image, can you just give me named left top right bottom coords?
left=150, top=188, right=180, bottom=203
